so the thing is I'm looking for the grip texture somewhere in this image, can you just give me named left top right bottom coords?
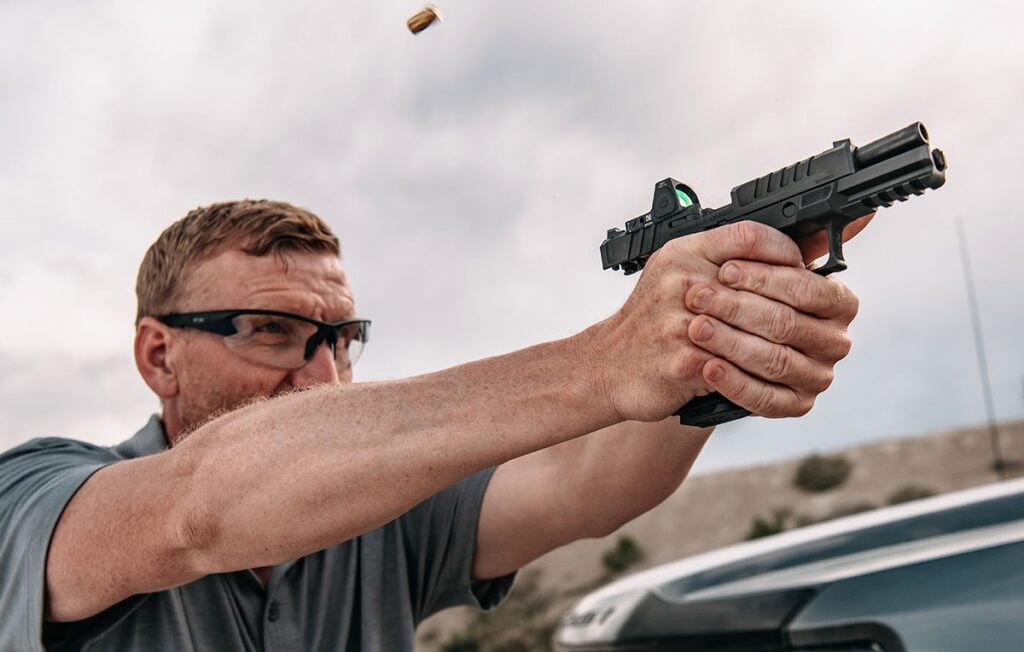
left=674, top=393, right=751, bottom=428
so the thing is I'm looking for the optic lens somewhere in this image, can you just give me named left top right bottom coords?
left=675, top=187, right=693, bottom=208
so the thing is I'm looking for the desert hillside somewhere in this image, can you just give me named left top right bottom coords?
left=416, top=419, right=1024, bottom=651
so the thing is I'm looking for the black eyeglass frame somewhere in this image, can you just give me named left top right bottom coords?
left=156, top=309, right=371, bottom=366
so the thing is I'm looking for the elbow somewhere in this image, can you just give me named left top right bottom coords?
left=165, top=452, right=224, bottom=576
left=171, top=504, right=222, bottom=569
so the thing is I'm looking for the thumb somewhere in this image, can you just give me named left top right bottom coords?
left=691, top=221, right=803, bottom=268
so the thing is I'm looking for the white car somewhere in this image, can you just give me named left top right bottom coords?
left=555, top=478, right=1024, bottom=651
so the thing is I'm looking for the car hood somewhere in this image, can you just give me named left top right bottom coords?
left=555, top=478, right=1024, bottom=650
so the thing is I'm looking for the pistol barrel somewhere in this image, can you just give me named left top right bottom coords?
left=854, top=122, right=930, bottom=167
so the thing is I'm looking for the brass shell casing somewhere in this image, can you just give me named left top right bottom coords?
left=407, top=5, right=442, bottom=34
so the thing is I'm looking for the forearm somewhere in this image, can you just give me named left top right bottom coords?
left=471, top=418, right=711, bottom=580
left=173, top=332, right=619, bottom=574
left=551, top=419, right=713, bottom=538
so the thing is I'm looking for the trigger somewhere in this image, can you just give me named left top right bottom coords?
left=813, top=218, right=848, bottom=277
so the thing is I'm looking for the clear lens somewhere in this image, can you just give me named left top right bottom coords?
left=334, top=320, right=369, bottom=369
left=222, top=314, right=368, bottom=372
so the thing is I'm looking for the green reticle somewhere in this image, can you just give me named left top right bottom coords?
left=675, top=187, right=693, bottom=208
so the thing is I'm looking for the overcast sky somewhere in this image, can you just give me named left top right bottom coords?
left=1, top=0, right=1021, bottom=473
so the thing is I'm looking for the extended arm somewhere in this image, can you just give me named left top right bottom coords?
left=46, top=335, right=615, bottom=622
left=43, top=221, right=827, bottom=622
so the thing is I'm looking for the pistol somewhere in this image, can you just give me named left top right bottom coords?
left=601, top=122, right=946, bottom=428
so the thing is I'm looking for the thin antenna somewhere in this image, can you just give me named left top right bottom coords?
left=955, top=217, right=1006, bottom=479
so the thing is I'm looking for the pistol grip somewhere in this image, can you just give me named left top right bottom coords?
left=675, top=393, right=751, bottom=428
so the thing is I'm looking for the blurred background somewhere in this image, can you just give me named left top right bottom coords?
left=1, top=0, right=1020, bottom=471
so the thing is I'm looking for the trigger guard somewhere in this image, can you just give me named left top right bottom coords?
left=812, top=218, right=850, bottom=276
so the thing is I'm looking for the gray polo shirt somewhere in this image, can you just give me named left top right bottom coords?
left=0, top=416, right=515, bottom=651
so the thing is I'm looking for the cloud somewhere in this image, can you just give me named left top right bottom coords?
left=1, top=0, right=1022, bottom=467
left=0, top=352, right=154, bottom=447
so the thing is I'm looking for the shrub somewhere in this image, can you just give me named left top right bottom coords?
left=746, top=509, right=791, bottom=540
left=441, top=634, right=481, bottom=652
left=601, top=535, right=645, bottom=574
left=828, top=501, right=877, bottom=518
left=793, top=453, right=852, bottom=493
left=888, top=485, right=936, bottom=505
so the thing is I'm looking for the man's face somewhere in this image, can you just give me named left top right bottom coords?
left=165, top=249, right=357, bottom=435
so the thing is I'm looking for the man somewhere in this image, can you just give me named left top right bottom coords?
left=0, top=200, right=862, bottom=650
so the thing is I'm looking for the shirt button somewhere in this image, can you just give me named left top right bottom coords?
left=267, top=601, right=280, bottom=622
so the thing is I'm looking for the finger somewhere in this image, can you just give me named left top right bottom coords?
left=701, top=357, right=814, bottom=418
left=690, top=221, right=803, bottom=269
left=688, top=315, right=834, bottom=393
left=795, top=213, right=875, bottom=265
left=718, top=260, right=858, bottom=321
left=685, top=282, right=852, bottom=361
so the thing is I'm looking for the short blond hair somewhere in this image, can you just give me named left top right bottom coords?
left=136, top=200, right=340, bottom=323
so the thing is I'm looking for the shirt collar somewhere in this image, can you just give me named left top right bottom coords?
left=111, top=414, right=170, bottom=459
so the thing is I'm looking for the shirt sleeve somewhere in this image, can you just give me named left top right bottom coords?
left=0, top=438, right=111, bottom=652
left=401, top=468, right=517, bottom=623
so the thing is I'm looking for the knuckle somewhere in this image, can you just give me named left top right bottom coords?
left=723, top=366, right=750, bottom=399
left=842, top=288, right=860, bottom=321
left=664, top=322, right=689, bottom=348
left=769, top=305, right=800, bottom=343
left=720, top=324, right=744, bottom=359
left=662, top=238, right=685, bottom=256
left=793, top=395, right=815, bottom=417
left=764, top=345, right=796, bottom=381
left=789, top=272, right=819, bottom=307
left=672, top=317, right=691, bottom=341
left=751, top=386, right=779, bottom=416
left=816, top=368, right=835, bottom=392
left=829, top=279, right=859, bottom=321
left=699, top=285, right=740, bottom=323
left=834, top=332, right=853, bottom=359
left=826, top=281, right=845, bottom=313
left=730, top=221, right=767, bottom=255
left=656, top=273, right=679, bottom=297
left=747, top=265, right=769, bottom=293
left=803, top=366, right=835, bottom=394
left=721, top=290, right=742, bottom=324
